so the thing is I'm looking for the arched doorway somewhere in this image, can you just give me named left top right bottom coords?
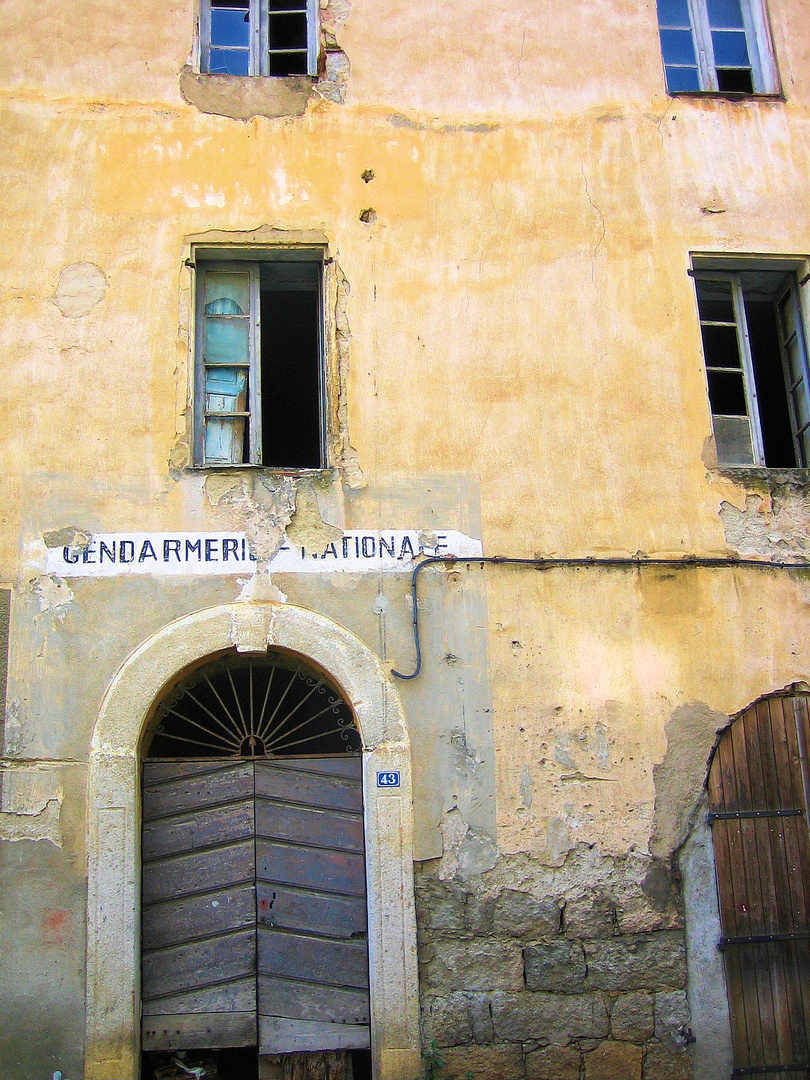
left=140, top=651, right=370, bottom=1079
left=84, top=603, right=421, bottom=1080
left=708, top=688, right=810, bottom=1080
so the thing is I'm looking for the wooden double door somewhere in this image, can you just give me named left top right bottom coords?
left=141, top=756, right=370, bottom=1057
left=709, top=692, right=810, bottom=1079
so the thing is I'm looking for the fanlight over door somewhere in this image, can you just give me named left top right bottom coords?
left=708, top=690, right=810, bottom=1080
left=141, top=652, right=369, bottom=1060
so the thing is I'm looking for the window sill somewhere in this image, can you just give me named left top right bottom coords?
left=665, top=89, right=784, bottom=103
left=180, top=67, right=315, bottom=120
left=713, top=465, right=810, bottom=492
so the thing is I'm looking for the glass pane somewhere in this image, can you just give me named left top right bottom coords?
left=660, top=28, right=698, bottom=66
left=711, top=30, right=751, bottom=68
left=269, top=51, right=308, bottom=75
left=205, top=318, right=249, bottom=365
left=713, top=415, right=755, bottom=465
left=793, top=379, right=810, bottom=432
left=707, top=0, right=745, bottom=29
left=269, top=0, right=307, bottom=8
left=657, top=0, right=691, bottom=27
left=708, top=370, right=748, bottom=415
left=205, top=417, right=246, bottom=463
left=779, top=293, right=797, bottom=342
left=205, top=367, right=248, bottom=464
left=205, top=272, right=250, bottom=315
left=211, top=7, right=250, bottom=48
left=702, top=325, right=742, bottom=369
left=697, top=280, right=735, bottom=323
left=269, top=12, right=308, bottom=50
left=665, top=65, right=701, bottom=91
left=786, top=339, right=804, bottom=386
left=205, top=366, right=248, bottom=411
left=208, top=48, right=250, bottom=75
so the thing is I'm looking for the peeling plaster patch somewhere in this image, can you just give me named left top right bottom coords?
left=333, top=262, right=365, bottom=488
left=449, top=728, right=482, bottom=777
left=50, top=262, right=107, bottom=318
left=205, top=472, right=296, bottom=562
left=720, top=491, right=810, bottom=557
left=546, top=816, right=573, bottom=864
left=236, top=572, right=287, bottom=604
left=519, top=765, right=533, bottom=809
left=553, top=733, right=576, bottom=769
left=32, top=575, right=74, bottom=621
left=387, top=112, right=499, bottom=134
left=43, top=526, right=91, bottom=554
left=0, top=769, right=63, bottom=845
left=286, top=481, right=342, bottom=550
left=438, top=807, right=499, bottom=883
left=651, top=701, right=729, bottom=858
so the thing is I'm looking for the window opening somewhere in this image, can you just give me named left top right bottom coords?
left=194, top=255, right=325, bottom=470
left=202, top=0, right=318, bottom=77
left=656, top=0, right=778, bottom=95
left=694, top=267, right=810, bottom=467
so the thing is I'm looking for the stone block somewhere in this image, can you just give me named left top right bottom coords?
left=563, top=895, right=617, bottom=938
left=524, top=941, right=587, bottom=993
left=438, top=1044, right=525, bottom=1080
left=469, top=992, right=493, bottom=1044
left=642, top=1042, right=692, bottom=1079
left=583, top=931, right=686, bottom=991
left=611, top=992, right=654, bottom=1042
left=525, top=1044, right=581, bottom=1080
left=492, top=991, right=609, bottom=1043
left=425, top=939, right=525, bottom=992
left=584, top=1040, right=643, bottom=1080
left=415, top=878, right=468, bottom=933
left=466, top=892, right=495, bottom=934
left=493, top=888, right=562, bottom=938
left=423, top=993, right=471, bottom=1047
left=655, top=990, right=692, bottom=1050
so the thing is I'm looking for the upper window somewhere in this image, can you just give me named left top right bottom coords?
left=657, top=0, right=780, bottom=95
left=193, top=253, right=326, bottom=469
left=201, top=0, right=318, bottom=76
left=694, top=262, right=810, bottom=468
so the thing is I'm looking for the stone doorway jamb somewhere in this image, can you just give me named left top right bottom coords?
left=84, top=602, right=421, bottom=1080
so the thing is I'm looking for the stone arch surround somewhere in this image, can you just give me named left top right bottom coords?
left=84, top=602, right=421, bottom=1080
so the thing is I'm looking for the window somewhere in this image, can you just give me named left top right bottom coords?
left=693, top=262, right=810, bottom=467
left=193, top=254, right=326, bottom=469
left=656, top=0, right=779, bottom=95
left=201, top=0, right=318, bottom=76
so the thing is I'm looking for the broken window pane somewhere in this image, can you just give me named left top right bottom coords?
left=205, top=367, right=248, bottom=464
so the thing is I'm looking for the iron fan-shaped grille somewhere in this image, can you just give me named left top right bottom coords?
left=145, top=653, right=361, bottom=758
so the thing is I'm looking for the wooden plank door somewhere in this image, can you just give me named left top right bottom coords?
left=708, top=694, right=810, bottom=1080
left=141, top=760, right=258, bottom=1051
left=255, top=757, right=371, bottom=1055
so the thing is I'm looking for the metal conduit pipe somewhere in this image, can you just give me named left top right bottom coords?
left=390, top=553, right=810, bottom=681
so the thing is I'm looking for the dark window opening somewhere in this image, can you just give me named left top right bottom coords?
left=716, top=67, right=754, bottom=93
left=261, top=286, right=322, bottom=468
left=745, top=299, right=798, bottom=467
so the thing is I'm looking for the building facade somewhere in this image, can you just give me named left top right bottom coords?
left=1, top=1, right=810, bottom=1078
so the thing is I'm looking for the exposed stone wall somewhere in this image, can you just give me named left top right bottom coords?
left=415, top=847, right=693, bottom=1080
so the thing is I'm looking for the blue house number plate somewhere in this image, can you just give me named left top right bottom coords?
left=376, top=770, right=400, bottom=788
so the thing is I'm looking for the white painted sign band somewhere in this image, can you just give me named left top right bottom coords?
left=45, top=530, right=483, bottom=577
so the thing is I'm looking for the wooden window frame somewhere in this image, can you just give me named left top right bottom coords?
left=657, top=0, right=780, bottom=96
left=192, top=252, right=327, bottom=470
left=200, top=0, right=319, bottom=77
left=693, top=262, right=810, bottom=469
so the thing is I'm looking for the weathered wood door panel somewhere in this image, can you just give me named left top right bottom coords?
left=142, top=760, right=258, bottom=1051
left=255, top=758, right=370, bottom=1056
left=708, top=693, right=810, bottom=1080
left=142, top=756, right=370, bottom=1057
